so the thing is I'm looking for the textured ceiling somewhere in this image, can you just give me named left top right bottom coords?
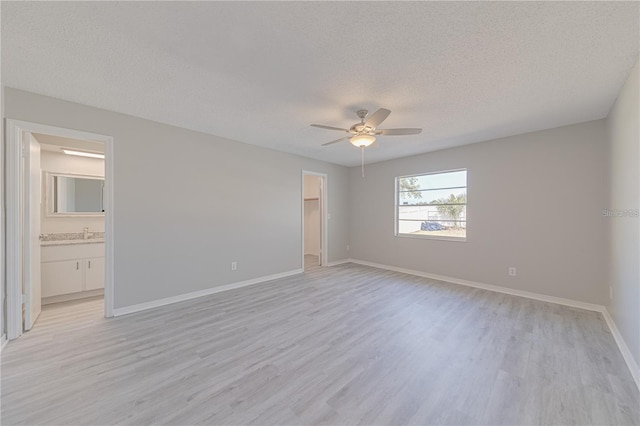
left=2, top=2, right=638, bottom=166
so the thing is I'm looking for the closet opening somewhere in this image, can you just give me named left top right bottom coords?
left=302, top=171, right=328, bottom=271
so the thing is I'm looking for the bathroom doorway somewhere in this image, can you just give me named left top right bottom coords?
left=5, top=120, right=114, bottom=340
left=34, top=132, right=106, bottom=332
left=302, top=171, right=328, bottom=271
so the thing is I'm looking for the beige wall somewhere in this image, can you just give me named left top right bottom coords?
left=349, top=120, right=609, bottom=305
left=4, top=88, right=350, bottom=310
left=606, top=59, right=639, bottom=369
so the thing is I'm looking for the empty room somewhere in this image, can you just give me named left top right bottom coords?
left=1, top=2, right=638, bottom=425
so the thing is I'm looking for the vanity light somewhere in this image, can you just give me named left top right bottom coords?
left=62, top=149, right=105, bottom=159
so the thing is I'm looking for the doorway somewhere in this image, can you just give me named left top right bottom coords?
left=5, top=120, right=114, bottom=340
left=302, top=171, right=328, bottom=271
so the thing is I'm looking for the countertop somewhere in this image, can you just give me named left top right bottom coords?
left=41, top=239, right=105, bottom=247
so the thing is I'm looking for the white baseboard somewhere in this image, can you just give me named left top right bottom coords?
left=1, top=334, right=7, bottom=352
left=602, top=309, right=640, bottom=390
left=113, top=269, right=303, bottom=317
left=348, top=258, right=605, bottom=312
left=348, top=258, right=640, bottom=391
left=327, top=259, right=351, bottom=267
left=42, top=289, right=104, bottom=305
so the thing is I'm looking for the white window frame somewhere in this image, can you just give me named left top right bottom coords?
left=395, top=168, right=467, bottom=242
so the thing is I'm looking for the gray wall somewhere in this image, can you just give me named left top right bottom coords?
left=349, top=120, right=609, bottom=305
left=4, top=88, right=349, bottom=309
left=606, top=59, right=639, bottom=369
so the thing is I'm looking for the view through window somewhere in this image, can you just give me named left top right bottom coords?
left=396, top=169, right=467, bottom=240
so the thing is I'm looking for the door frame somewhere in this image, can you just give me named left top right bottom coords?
left=301, top=170, right=328, bottom=270
left=5, top=119, right=115, bottom=340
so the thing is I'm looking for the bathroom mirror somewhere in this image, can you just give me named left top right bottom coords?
left=46, top=173, right=104, bottom=215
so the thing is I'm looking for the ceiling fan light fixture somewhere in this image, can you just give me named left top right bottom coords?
left=350, top=134, right=375, bottom=148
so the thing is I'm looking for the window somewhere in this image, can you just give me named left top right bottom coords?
left=396, top=169, right=467, bottom=241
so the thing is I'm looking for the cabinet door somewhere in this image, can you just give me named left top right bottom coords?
left=41, top=260, right=83, bottom=297
left=85, top=257, right=105, bottom=290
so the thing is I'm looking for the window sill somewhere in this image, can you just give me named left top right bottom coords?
left=395, top=233, right=467, bottom=243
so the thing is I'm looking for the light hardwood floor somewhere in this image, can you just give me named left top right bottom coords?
left=2, top=263, right=639, bottom=425
left=304, top=254, right=321, bottom=272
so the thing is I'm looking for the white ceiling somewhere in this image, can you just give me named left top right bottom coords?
left=2, top=2, right=638, bottom=166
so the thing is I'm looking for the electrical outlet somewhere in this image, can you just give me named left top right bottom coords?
left=508, top=267, right=517, bottom=277
left=346, top=245, right=350, bottom=251
left=231, top=261, right=237, bottom=271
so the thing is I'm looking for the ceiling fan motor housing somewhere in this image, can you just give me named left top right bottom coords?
left=350, top=123, right=373, bottom=134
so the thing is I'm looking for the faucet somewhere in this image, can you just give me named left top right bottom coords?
left=83, top=227, right=90, bottom=239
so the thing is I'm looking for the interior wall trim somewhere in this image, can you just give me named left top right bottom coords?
left=602, top=308, right=640, bottom=391
left=326, top=259, right=351, bottom=267
left=4, top=119, right=115, bottom=340
left=348, top=258, right=604, bottom=311
left=112, top=268, right=303, bottom=317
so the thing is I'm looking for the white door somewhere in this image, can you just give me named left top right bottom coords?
left=318, top=177, right=323, bottom=266
left=24, top=133, right=41, bottom=331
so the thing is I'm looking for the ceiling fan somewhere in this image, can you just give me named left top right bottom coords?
left=310, top=108, right=422, bottom=176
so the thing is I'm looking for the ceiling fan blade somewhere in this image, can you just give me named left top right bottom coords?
left=376, top=128, right=422, bottom=135
left=311, top=124, right=350, bottom=132
left=321, top=136, right=350, bottom=146
left=365, top=108, right=391, bottom=128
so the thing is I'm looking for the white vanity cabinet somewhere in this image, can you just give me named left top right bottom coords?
left=84, top=256, right=105, bottom=291
left=41, top=243, right=105, bottom=299
left=41, top=260, right=83, bottom=296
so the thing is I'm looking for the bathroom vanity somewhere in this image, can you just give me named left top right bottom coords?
left=41, top=239, right=105, bottom=304
left=39, top=169, right=106, bottom=304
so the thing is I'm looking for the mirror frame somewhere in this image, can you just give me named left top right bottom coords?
left=45, top=172, right=105, bottom=217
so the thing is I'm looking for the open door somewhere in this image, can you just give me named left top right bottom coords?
left=6, top=120, right=114, bottom=339
left=23, top=133, right=41, bottom=331
left=302, top=171, right=328, bottom=270
left=318, top=177, right=324, bottom=266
